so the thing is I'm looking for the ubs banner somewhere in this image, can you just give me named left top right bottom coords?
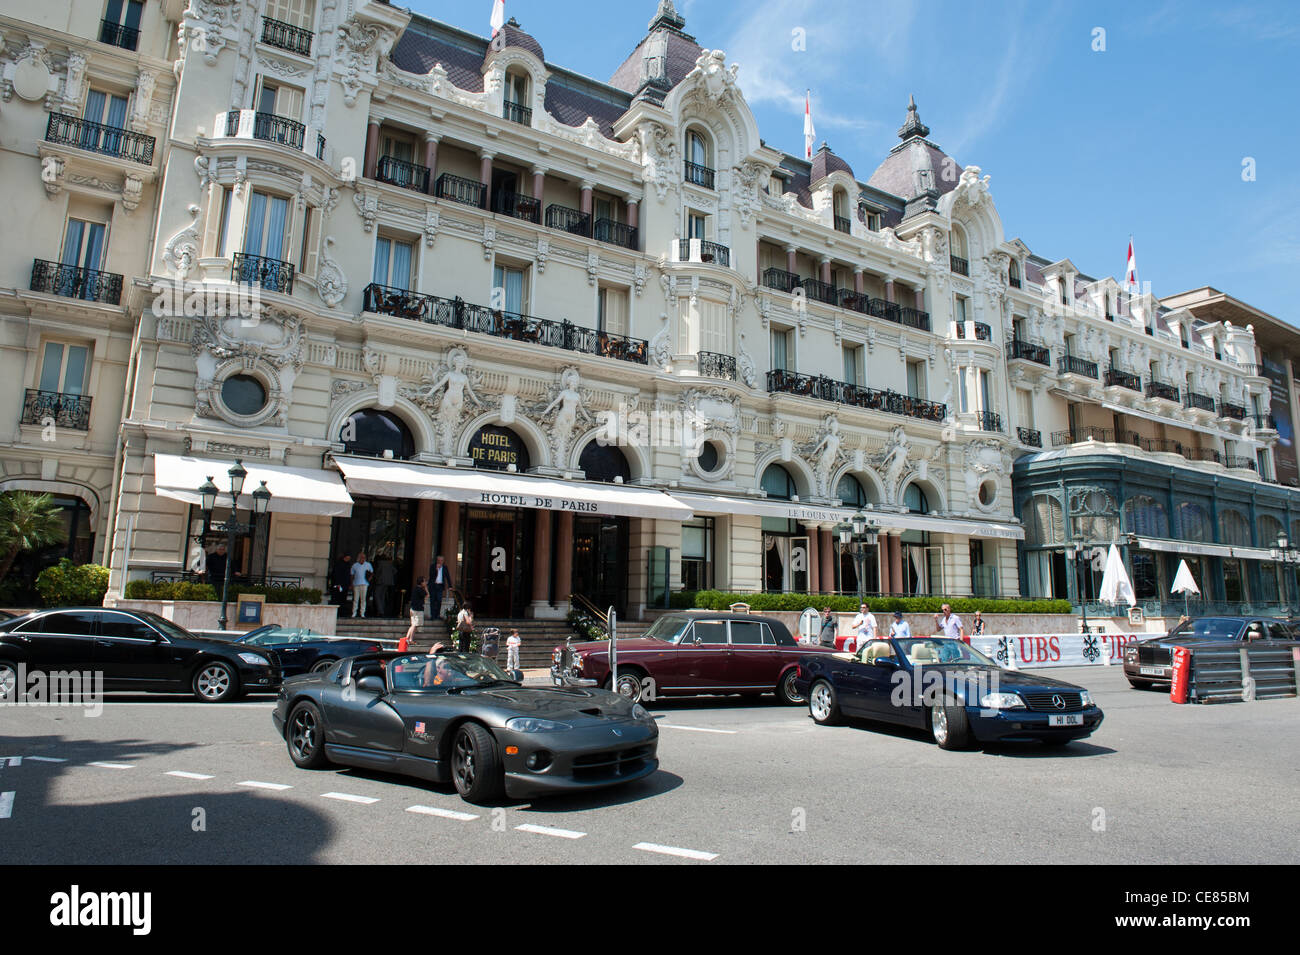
left=972, top=633, right=1142, bottom=668
left=1263, top=356, right=1299, bottom=487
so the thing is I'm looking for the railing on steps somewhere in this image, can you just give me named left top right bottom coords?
left=570, top=592, right=609, bottom=627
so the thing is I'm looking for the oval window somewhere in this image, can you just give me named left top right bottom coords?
left=221, top=375, right=266, bottom=417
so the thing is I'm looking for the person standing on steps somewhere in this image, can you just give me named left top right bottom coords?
left=454, top=603, right=474, bottom=652
left=429, top=555, right=449, bottom=617
left=401, top=576, right=428, bottom=651
left=351, top=552, right=373, bottom=618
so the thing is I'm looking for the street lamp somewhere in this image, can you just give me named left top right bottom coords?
left=1272, top=533, right=1299, bottom=611
left=197, top=460, right=271, bottom=631
left=1065, top=543, right=1090, bottom=634
left=835, top=512, right=879, bottom=602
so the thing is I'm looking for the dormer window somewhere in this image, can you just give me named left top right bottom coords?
left=684, top=129, right=714, bottom=189
left=1059, top=279, right=1069, bottom=306
left=832, top=189, right=850, bottom=233
left=1008, top=258, right=1021, bottom=289
left=503, top=70, right=531, bottom=125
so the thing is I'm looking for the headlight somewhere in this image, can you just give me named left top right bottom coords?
left=980, top=692, right=1026, bottom=710
left=1080, top=691, right=1094, bottom=707
left=237, top=653, right=270, bottom=667
left=631, top=704, right=651, bottom=721
left=1124, top=647, right=1137, bottom=659
left=506, top=717, right=571, bottom=732
left=571, top=655, right=584, bottom=672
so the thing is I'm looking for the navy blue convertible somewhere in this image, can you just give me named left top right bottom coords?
left=794, top=636, right=1104, bottom=749
left=234, top=627, right=381, bottom=677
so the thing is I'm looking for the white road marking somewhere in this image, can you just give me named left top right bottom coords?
left=658, top=724, right=738, bottom=735
left=633, top=842, right=718, bottom=861
left=321, top=792, right=379, bottom=805
left=101, top=701, right=275, bottom=708
left=26, top=756, right=67, bottom=763
left=1, top=757, right=21, bottom=766
left=0, top=792, right=12, bottom=819
left=165, top=771, right=215, bottom=780
left=88, top=761, right=133, bottom=770
left=406, top=804, right=479, bottom=821
left=515, top=823, right=586, bottom=840
left=237, top=780, right=292, bottom=791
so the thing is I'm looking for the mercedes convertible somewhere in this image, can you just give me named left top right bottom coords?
left=273, top=651, right=659, bottom=803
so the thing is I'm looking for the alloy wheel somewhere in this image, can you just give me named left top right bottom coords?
left=0, top=664, right=16, bottom=703
left=810, top=683, right=832, bottom=721
left=453, top=730, right=477, bottom=790
left=932, top=707, right=949, bottom=745
left=290, top=708, right=317, bottom=761
left=782, top=670, right=805, bottom=704
left=197, top=665, right=231, bottom=700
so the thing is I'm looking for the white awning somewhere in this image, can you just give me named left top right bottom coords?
left=154, top=454, right=354, bottom=517
left=879, top=511, right=1026, bottom=541
left=1134, top=536, right=1235, bottom=560
left=332, top=456, right=693, bottom=520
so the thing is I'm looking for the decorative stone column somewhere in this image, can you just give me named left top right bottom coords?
left=785, top=245, right=797, bottom=275
left=528, top=509, right=553, bottom=617
left=889, top=534, right=904, bottom=596
left=914, top=286, right=925, bottom=311
left=412, top=500, right=435, bottom=597
left=422, top=133, right=439, bottom=193
left=554, top=511, right=575, bottom=612
left=819, top=527, right=835, bottom=593
left=878, top=539, right=891, bottom=594
left=806, top=526, right=820, bottom=595
left=853, top=268, right=864, bottom=295
left=439, top=502, right=460, bottom=587
left=579, top=181, right=593, bottom=217
left=531, top=166, right=547, bottom=200
left=819, top=256, right=832, bottom=286
left=363, top=119, right=380, bottom=179
left=625, top=196, right=639, bottom=230
left=884, top=276, right=896, bottom=303
left=478, top=150, right=495, bottom=190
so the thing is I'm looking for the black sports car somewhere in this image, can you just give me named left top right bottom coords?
left=233, top=626, right=382, bottom=677
left=272, top=651, right=660, bottom=803
left=1123, top=616, right=1300, bottom=688
left=794, top=637, right=1104, bottom=749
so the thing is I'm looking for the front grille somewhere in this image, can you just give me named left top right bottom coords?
left=1020, top=691, right=1085, bottom=712
left=572, top=744, right=653, bottom=781
left=1138, top=646, right=1171, bottom=666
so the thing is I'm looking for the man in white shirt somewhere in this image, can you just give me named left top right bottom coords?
left=936, top=603, right=966, bottom=642
left=889, top=610, right=911, bottom=640
left=351, top=552, right=373, bottom=618
left=848, top=602, right=877, bottom=652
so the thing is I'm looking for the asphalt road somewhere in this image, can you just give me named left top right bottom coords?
left=1, top=665, right=1297, bottom=864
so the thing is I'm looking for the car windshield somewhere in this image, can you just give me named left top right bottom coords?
left=896, top=638, right=995, bottom=666
left=242, top=628, right=310, bottom=646
left=386, top=652, right=516, bottom=691
left=1172, top=617, right=1241, bottom=639
left=643, top=614, right=692, bottom=643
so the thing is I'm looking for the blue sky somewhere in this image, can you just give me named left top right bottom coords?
left=411, top=0, right=1299, bottom=320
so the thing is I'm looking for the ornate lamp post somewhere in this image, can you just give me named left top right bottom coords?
left=1271, top=533, right=1299, bottom=612
left=198, top=460, right=271, bottom=630
left=834, top=512, right=879, bottom=602
left=1066, top=543, right=1091, bottom=633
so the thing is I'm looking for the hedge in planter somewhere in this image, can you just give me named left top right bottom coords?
left=122, top=580, right=321, bottom=604
left=35, top=560, right=110, bottom=607
left=690, top=591, right=1072, bottom=615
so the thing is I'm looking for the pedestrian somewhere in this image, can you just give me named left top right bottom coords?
left=848, top=602, right=876, bottom=653
left=332, top=553, right=352, bottom=606
left=506, top=628, right=521, bottom=671
left=351, top=551, right=373, bottom=618
left=429, top=555, right=450, bottom=616
left=401, top=575, right=428, bottom=651
left=971, top=611, right=985, bottom=636
left=454, top=603, right=474, bottom=652
left=936, top=603, right=966, bottom=642
left=373, top=553, right=396, bottom=617
left=205, top=541, right=228, bottom=588
left=889, top=610, right=912, bottom=640
left=817, top=607, right=837, bottom=648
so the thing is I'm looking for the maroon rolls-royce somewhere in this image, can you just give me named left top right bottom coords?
left=551, top=611, right=839, bottom=705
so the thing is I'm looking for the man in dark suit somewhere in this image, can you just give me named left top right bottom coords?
left=429, top=555, right=449, bottom=616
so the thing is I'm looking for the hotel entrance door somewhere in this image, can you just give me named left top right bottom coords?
left=462, top=508, right=529, bottom=618
left=572, top=516, right=628, bottom=617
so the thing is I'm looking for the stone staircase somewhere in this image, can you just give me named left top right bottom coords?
left=332, top=616, right=651, bottom=670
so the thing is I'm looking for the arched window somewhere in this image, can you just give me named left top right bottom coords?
left=836, top=474, right=868, bottom=508
left=832, top=188, right=850, bottom=232
left=1219, top=509, right=1251, bottom=547
left=1024, top=494, right=1064, bottom=547
left=903, top=483, right=930, bottom=515
left=1123, top=495, right=1169, bottom=538
left=685, top=128, right=709, bottom=167
left=579, top=441, right=630, bottom=483
left=340, top=409, right=415, bottom=460
left=1259, top=514, right=1284, bottom=548
left=1008, top=258, right=1021, bottom=286
left=1176, top=502, right=1213, bottom=542
left=467, top=425, right=530, bottom=472
left=950, top=224, right=968, bottom=259
left=761, top=464, right=797, bottom=500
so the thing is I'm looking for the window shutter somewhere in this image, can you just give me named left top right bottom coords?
left=300, top=207, right=320, bottom=277
left=701, top=300, right=728, bottom=354
left=603, top=287, right=628, bottom=336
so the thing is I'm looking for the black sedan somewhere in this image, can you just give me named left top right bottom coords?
left=273, top=651, right=659, bottom=804
left=233, top=626, right=382, bottom=677
left=794, top=637, right=1104, bottom=749
left=0, top=607, right=280, bottom=703
left=1123, top=616, right=1300, bottom=687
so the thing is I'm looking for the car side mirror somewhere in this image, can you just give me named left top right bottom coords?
left=693, top=636, right=702, bottom=647
left=357, top=676, right=385, bottom=695
left=872, top=656, right=898, bottom=668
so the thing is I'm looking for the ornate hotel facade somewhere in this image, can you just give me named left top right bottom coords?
left=3, top=0, right=1297, bottom=618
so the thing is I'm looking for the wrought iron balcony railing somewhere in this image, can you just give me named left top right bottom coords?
left=45, top=113, right=155, bottom=165
left=684, top=160, right=715, bottom=189
left=1146, top=380, right=1180, bottom=402
left=763, top=268, right=801, bottom=294
left=544, top=204, right=591, bottom=237
left=800, top=278, right=839, bottom=305
left=592, top=218, right=638, bottom=251
left=950, top=255, right=969, bottom=276
left=976, top=410, right=1003, bottom=433
left=261, top=16, right=313, bottom=56
left=1009, top=275, right=1022, bottom=289
left=30, top=258, right=123, bottom=305
left=898, top=306, right=931, bottom=331
left=435, top=173, right=486, bottom=208
left=1058, top=355, right=1099, bottom=379
left=767, top=370, right=946, bottom=422
left=697, top=351, right=737, bottom=381
left=1017, top=426, right=1042, bottom=447
left=240, top=110, right=305, bottom=149
left=833, top=215, right=851, bottom=234
left=954, top=321, right=992, bottom=341
left=1008, top=339, right=1050, bottom=366
left=502, top=100, right=532, bottom=125
left=361, top=284, right=649, bottom=365
left=491, top=190, right=541, bottom=224
left=1105, top=367, right=1142, bottom=392
left=375, top=155, right=430, bottom=193
left=677, top=238, right=729, bottom=266
left=20, top=389, right=92, bottom=431
left=1052, top=426, right=1115, bottom=446
left=99, top=18, right=139, bottom=51
left=232, top=252, right=294, bottom=293
left=1184, top=391, right=1217, bottom=412
left=1219, top=401, right=1247, bottom=420
left=1225, top=455, right=1257, bottom=471
left=1250, top=413, right=1276, bottom=430
left=1184, top=447, right=1222, bottom=464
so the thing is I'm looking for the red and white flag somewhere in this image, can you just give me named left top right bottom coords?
left=490, top=0, right=505, bottom=37
left=1124, top=236, right=1138, bottom=292
left=803, top=90, right=815, bottom=160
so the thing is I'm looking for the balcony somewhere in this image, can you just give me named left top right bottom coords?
left=1247, top=412, right=1276, bottom=430
left=800, top=278, right=839, bottom=306
left=697, top=351, right=737, bottom=381
left=950, top=255, right=969, bottom=276
left=976, top=411, right=1003, bottom=433
left=767, top=369, right=946, bottom=423
left=99, top=19, right=139, bottom=51
left=1184, top=447, right=1222, bottom=464
left=1218, top=401, right=1247, bottom=421
left=490, top=191, right=541, bottom=225
left=763, top=268, right=801, bottom=294
left=1051, top=426, right=1117, bottom=446
left=676, top=238, right=729, bottom=267
left=1184, top=391, right=1217, bottom=413
left=30, top=259, right=123, bottom=305
left=218, top=109, right=325, bottom=160
left=1058, top=355, right=1099, bottom=379
left=261, top=16, right=313, bottom=56
left=899, top=306, right=931, bottom=332
left=361, top=284, right=648, bottom=365
left=502, top=100, right=532, bottom=126
left=435, top=173, right=486, bottom=208
left=1226, top=455, right=1257, bottom=471
left=1146, top=380, right=1180, bottom=402
left=375, top=155, right=430, bottom=193
left=684, top=160, right=715, bottom=190
left=954, top=321, right=992, bottom=342
left=20, top=389, right=92, bottom=432
left=592, top=218, right=638, bottom=251
left=834, top=215, right=852, bottom=234
left=1008, top=339, right=1050, bottom=366
left=45, top=113, right=155, bottom=165
left=1017, top=426, right=1042, bottom=448
left=232, top=252, right=294, bottom=293
left=1105, top=367, right=1142, bottom=392
left=544, top=204, right=591, bottom=237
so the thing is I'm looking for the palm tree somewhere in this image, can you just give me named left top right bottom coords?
left=0, top=491, right=67, bottom=585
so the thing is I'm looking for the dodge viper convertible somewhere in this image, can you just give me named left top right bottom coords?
left=794, top=637, right=1104, bottom=749
left=273, top=651, right=659, bottom=803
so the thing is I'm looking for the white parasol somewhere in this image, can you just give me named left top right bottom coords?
left=1171, top=559, right=1200, bottom=615
left=1098, top=543, right=1136, bottom=608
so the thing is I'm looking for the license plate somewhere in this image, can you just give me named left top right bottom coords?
left=1139, top=666, right=1166, bottom=676
left=1048, top=714, right=1083, bottom=727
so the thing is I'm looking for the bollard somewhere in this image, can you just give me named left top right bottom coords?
left=1170, top=645, right=1191, bottom=704
left=1239, top=648, right=1255, bottom=702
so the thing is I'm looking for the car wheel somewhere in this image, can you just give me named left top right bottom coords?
left=930, top=704, right=971, bottom=750
left=808, top=680, right=840, bottom=725
left=608, top=668, right=646, bottom=704
left=310, top=659, right=337, bottom=674
left=450, top=723, right=504, bottom=804
left=0, top=661, right=19, bottom=703
left=193, top=661, right=238, bottom=703
left=287, top=701, right=330, bottom=769
left=776, top=668, right=805, bottom=705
